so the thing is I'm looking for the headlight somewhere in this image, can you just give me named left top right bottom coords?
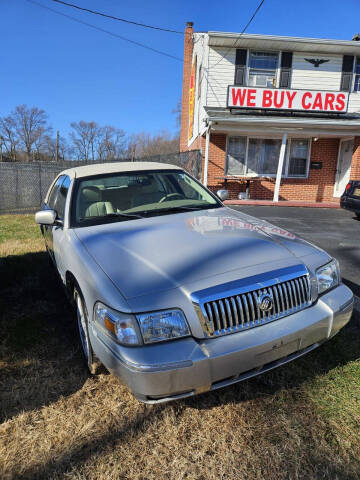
left=316, top=259, right=340, bottom=295
left=94, top=302, right=141, bottom=345
left=136, top=309, right=190, bottom=344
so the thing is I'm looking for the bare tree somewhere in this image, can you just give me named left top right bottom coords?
left=41, top=134, right=68, bottom=162
left=96, top=125, right=127, bottom=161
left=12, top=105, right=52, bottom=161
left=0, top=115, right=19, bottom=161
left=172, top=99, right=182, bottom=132
left=69, top=121, right=127, bottom=161
left=129, top=130, right=179, bottom=158
left=69, top=121, right=99, bottom=161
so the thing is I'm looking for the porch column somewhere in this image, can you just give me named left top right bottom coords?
left=203, top=123, right=211, bottom=187
left=273, top=132, right=288, bottom=202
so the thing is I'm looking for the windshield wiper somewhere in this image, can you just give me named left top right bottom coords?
left=140, top=204, right=218, bottom=216
left=105, top=212, right=144, bottom=219
left=80, top=212, right=143, bottom=221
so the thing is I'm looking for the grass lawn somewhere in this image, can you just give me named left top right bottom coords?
left=0, top=214, right=359, bottom=480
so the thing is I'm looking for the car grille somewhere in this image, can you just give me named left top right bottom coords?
left=192, top=267, right=312, bottom=338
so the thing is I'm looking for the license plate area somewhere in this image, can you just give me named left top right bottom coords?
left=255, top=339, right=300, bottom=365
left=353, top=187, right=360, bottom=197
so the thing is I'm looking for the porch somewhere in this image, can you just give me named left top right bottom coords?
left=202, top=108, right=360, bottom=202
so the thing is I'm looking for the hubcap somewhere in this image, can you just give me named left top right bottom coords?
left=76, top=294, right=89, bottom=360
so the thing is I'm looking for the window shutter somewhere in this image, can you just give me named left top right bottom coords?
left=340, top=55, right=354, bottom=91
left=234, top=49, right=247, bottom=85
left=279, top=52, right=292, bottom=88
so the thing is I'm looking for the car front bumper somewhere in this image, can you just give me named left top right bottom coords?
left=90, top=284, right=353, bottom=403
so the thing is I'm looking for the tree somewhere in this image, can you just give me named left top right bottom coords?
left=129, top=130, right=180, bottom=158
left=96, top=125, right=127, bottom=161
left=69, top=121, right=127, bottom=161
left=41, top=134, right=68, bottom=162
left=0, top=115, right=19, bottom=161
left=172, top=99, right=182, bottom=132
left=69, top=121, right=99, bottom=161
left=12, top=105, right=52, bottom=161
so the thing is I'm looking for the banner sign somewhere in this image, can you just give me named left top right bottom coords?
left=227, top=86, right=349, bottom=113
left=188, top=57, right=197, bottom=140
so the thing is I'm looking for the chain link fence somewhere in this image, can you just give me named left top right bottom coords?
left=0, top=150, right=202, bottom=214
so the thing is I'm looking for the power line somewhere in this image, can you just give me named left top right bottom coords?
left=211, top=0, right=266, bottom=70
left=25, top=0, right=183, bottom=62
left=52, top=0, right=184, bottom=35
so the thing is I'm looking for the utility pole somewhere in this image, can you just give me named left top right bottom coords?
left=55, top=130, right=59, bottom=162
left=0, top=136, right=3, bottom=162
left=131, top=144, right=136, bottom=162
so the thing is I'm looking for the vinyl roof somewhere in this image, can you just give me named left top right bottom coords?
left=61, top=161, right=182, bottom=179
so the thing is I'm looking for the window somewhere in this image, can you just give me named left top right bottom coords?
left=226, top=137, right=247, bottom=175
left=47, top=175, right=65, bottom=209
left=248, top=51, right=278, bottom=88
left=54, top=176, right=71, bottom=219
left=287, top=139, right=309, bottom=177
left=226, top=137, right=310, bottom=178
left=247, top=139, right=281, bottom=175
left=354, top=57, right=360, bottom=92
left=74, top=171, right=220, bottom=226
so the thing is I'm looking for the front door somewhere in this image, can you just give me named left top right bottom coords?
left=334, top=139, right=353, bottom=197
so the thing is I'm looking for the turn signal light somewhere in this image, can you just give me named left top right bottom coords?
left=345, top=183, right=352, bottom=191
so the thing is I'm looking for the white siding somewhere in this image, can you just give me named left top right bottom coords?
left=348, top=93, right=360, bottom=113
left=206, top=47, right=235, bottom=108
left=201, top=42, right=360, bottom=115
left=291, top=52, right=342, bottom=90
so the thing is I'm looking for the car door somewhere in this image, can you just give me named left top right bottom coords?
left=43, top=175, right=65, bottom=259
left=52, top=175, right=71, bottom=278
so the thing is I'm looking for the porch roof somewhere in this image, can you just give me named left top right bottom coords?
left=204, top=107, right=360, bottom=137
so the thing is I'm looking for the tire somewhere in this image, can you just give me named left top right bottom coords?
left=356, top=212, right=360, bottom=219
left=74, top=288, right=103, bottom=375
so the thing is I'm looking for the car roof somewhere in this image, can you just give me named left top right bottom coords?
left=60, top=161, right=183, bottom=179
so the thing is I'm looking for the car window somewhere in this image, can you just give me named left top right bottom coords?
left=47, top=175, right=65, bottom=209
left=74, top=170, right=220, bottom=226
left=54, top=176, right=71, bottom=220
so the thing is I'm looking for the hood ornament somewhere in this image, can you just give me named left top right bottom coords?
left=258, top=292, right=274, bottom=312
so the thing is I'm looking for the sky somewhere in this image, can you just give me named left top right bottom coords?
left=2, top=0, right=360, bottom=140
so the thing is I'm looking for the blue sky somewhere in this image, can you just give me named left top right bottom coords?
left=2, top=0, right=360, bottom=139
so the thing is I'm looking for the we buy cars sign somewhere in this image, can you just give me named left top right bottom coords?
left=227, top=86, right=349, bottom=113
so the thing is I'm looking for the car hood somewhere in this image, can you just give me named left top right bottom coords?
left=74, top=207, right=320, bottom=300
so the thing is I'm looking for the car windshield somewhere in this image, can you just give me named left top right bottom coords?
left=74, top=169, right=220, bottom=225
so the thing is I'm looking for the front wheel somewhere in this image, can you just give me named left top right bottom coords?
left=355, top=212, right=360, bottom=219
left=74, top=288, right=103, bottom=375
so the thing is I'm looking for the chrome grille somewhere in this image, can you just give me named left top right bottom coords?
left=192, top=268, right=311, bottom=338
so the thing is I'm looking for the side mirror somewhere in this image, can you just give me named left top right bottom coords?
left=35, top=209, right=57, bottom=225
left=216, top=189, right=229, bottom=201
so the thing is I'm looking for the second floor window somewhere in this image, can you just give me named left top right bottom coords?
left=354, top=57, right=360, bottom=92
left=248, top=51, right=278, bottom=88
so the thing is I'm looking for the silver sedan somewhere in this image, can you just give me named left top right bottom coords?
left=35, top=162, right=354, bottom=403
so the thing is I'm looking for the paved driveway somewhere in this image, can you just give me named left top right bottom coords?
left=230, top=206, right=360, bottom=298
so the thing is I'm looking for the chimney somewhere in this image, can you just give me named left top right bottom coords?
left=180, top=21, right=195, bottom=152
left=352, top=33, right=360, bottom=41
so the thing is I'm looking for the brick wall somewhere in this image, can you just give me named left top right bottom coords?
left=205, top=135, right=345, bottom=202
left=180, top=22, right=194, bottom=152
left=350, top=137, right=360, bottom=180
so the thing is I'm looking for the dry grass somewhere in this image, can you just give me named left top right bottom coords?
left=0, top=215, right=359, bottom=480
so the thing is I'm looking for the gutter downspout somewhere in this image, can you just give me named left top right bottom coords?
left=203, top=121, right=212, bottom=187
left=273, top=132, right=287, bottom=202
